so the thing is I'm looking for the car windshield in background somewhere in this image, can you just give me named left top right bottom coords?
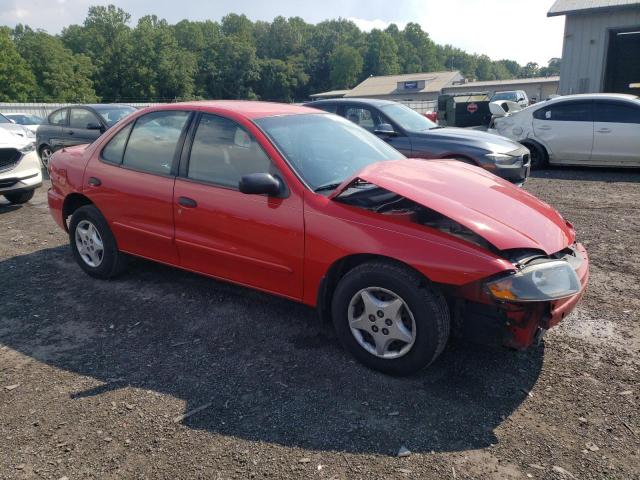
left=0, top=114, right=10, bottom=124
left=94, top=106, right=137, bottom=127
left=492, top=92, right=517, bottom=101
left=255, top=113, right=403, bottom=191
left=5, top=114, right=44, bottom=125
left=379, top=103, right=438, bottom=132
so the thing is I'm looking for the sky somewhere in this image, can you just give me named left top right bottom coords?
left=0, top=0, right=565, bottom=66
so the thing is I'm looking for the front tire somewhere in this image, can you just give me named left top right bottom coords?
left=69, top=205, right=127, bottom=279
left=39, top=145, right=53, bottom=168
left=524, top=142, right=548, bottom=169
left=4, top=190, right=35, bottom=204
left=331, top=261, right=450, bottom=376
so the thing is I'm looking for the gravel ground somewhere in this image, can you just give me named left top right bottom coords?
left=1, top=167, right=639, bottom=480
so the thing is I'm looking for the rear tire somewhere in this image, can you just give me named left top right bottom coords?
left=4, top=190, right=35, bottom=204
left=69, top=205, right=127, bottom=279
left=331, top=261, right=450, bottom=376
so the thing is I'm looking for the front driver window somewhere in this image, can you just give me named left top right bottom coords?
left=344, top=107, right=381, bottom=132
left=187, top=114, right=275, bottom=189
left=69, top=109, right=100, bottom=129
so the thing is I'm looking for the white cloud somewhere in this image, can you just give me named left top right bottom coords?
left=347, top=17, right=406, bottom=32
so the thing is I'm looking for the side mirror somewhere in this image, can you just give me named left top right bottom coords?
left=87, top=122, right=104, bottom=132
left=239, top=173, right=282, bottom=196
left=374, top=123, right=396, bottom=136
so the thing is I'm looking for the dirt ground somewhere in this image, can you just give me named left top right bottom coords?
left=1, top=167, right=639, bottom=480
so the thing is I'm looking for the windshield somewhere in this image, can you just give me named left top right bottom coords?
left=491, top=92, right=517, bottom=101
left=0, top=114, right=9, bottom=124
left=255, top=113, right=403, bottom=191
left=94, top=105, right=136, bottom=127
left=5, top=114, right=44, bottom=125
left=379, top=103, right=437, bottom=132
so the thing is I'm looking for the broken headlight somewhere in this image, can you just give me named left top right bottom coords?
left=486, top=260, right=580, bottom=302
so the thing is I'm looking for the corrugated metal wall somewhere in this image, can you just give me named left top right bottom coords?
left=560, top=9, right=640, bottom=94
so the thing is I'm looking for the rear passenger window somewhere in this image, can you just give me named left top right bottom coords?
left=593, top=102, right=640, bottom=124
left=122, top=111, right=190, bottom=175
left=101, top=123, right=133, bottom=164
left=535, top=102, right=593, bottom=122
left=187, top=114, right=275, bottom=188
left=49, top=109, right=67, bottom=126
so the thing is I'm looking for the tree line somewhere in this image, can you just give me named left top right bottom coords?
left=0, top=5, right=561, bottom=104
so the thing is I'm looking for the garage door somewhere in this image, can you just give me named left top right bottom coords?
left=604, top=28, right=640, bottom=94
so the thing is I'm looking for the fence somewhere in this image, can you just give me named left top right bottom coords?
left=0, top=100, right=439, bottom=120
left=0, top=102, right=163, bottom=119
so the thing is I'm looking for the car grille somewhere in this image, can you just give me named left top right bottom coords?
left=0, top=148, right=21, bottom=173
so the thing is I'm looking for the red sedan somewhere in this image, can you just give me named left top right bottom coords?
left=48, top=101, right=589, bottom=375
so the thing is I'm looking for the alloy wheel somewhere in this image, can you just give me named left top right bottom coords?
left=40, top=147, right=52, bottom=168
left=347, top=287, right=417, bottom=359
left=74, top=220, right=104, bottom=267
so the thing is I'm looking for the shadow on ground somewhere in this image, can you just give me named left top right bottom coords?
left=532, top=165, right=640, bottom=183
left=0, top=246, right=543, bottom=456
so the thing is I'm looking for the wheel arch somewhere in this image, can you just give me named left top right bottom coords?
left=62, top=193, right=94, bottom=231
left=316, top=253, right=435, bottom=324
left=520, top=138, right=549, bottom=160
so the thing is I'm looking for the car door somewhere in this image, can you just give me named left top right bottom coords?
left=340, top=104, right=412, bottom=156
left=173, top=112, right=305, bottom=300
left=532, top=100, right=594, bottom=163
left=44, top=108, right=68, bottom=151
left=84, top=110, right=192, bottom=265
left=66, top=108, right=104, bottom=147
left=591, top=100, right=640, bottom=166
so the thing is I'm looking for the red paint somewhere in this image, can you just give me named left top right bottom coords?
left=467, top=103, right=479, bottom=114
left=48, top=101, right=589, bottom=350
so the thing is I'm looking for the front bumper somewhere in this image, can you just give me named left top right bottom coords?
left=0, top=151, right=43, bottom=194
left=453, top=243, right=589, bottom=349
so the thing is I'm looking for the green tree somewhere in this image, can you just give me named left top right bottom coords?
left=0, top=27, right=37, bottom=101
left=364, top=29, right=400, bottom=76
left=329, top=44, right=363, bottom=88
left=14, top=26, right=97, bottom=102
left=521, top=62, right=540, bottom=78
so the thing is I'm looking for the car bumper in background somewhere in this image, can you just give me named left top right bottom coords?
left=0, top=151, right=43, bottom=194
left=479, top=148, right=531, bottom=185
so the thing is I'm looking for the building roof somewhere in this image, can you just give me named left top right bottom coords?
left=309, top=89, right=350, bottom=99
left=344, top=71, right=462, bottom=97
left=444, top=76, right=560, bottom=90
left=548, top=0, right=640, bottom=16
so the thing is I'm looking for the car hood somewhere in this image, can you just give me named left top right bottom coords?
left=0, top=125, right=32, bottom=149
left=330, top=159, right=574, bottom=255
left=419, top=127, right=522, bottom=153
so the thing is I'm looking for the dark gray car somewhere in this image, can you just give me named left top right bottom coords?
left=36, top=104, right=136, bottom=166
left=304, top=98, right=530, bottom=184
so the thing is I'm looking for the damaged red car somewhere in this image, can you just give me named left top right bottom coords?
left=48, top=102, right=589, bottom=375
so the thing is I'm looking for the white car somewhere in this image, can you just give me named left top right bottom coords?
left=490, top=90, right=530, bottom=109
left=0, top=125, right=42, bottom=204
left=492, top=93, right=640, bottom=168
left=2, top=112, right=45, bottom=134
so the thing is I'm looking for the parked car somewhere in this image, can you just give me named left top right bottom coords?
left=48, top=101, right=588, bottom=375
left=491, top=90, right=530, bottom=109
left=492, top=93, right=640, bottom=168
left=36, top=104, right=136, bottom=167
left=304, top=98, right=531, bottom=185
left=2, top=112, right=45, bottom=133
left=0, top=125, right=42, bottom=204
left=0, top=113, right=36, bottom=140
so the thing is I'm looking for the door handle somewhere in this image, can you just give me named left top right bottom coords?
left=88, top=177, right=101, bottom=187
left=597, top=128, right=611, bottom=133
left=178, top=196, right=197, bottom=208
left=68, top=130, right=74, bottom=135
left=538, top=126, right=552, bottom=130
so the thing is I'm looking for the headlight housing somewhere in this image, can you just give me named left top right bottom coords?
left=485, top=153, right=521, bottom=166
left=486, top=260, right=581, bottom=302
left=20, top=142, right=36, bottom=153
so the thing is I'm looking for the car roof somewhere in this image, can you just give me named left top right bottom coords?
left=305, top=98, right=398, bottom=107
left=545, top=93, right=639, bottom=103
left=161, top=100, right=324, bottom=120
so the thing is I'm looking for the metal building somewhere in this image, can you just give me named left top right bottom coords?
left=549, top=0, right=640, bottom=95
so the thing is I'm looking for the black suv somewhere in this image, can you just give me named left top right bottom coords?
left=36, top=104, right=136, bottom=166
left=304, top=98, right=530, bottom=185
